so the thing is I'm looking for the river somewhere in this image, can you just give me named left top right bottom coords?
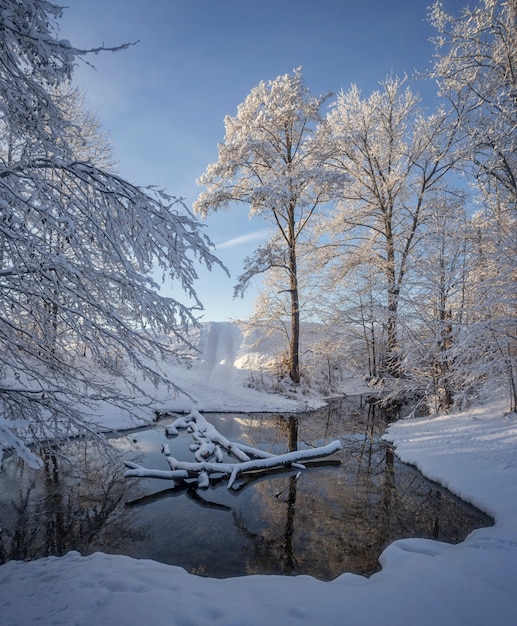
left=0, top=396, right=492, bottom=580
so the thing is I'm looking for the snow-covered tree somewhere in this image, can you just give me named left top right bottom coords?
left=55, top=86, right=116, bottom=170
left=0, top=0, right=220, bottom=466
left=194, top=69, right=334, bottom=383
left=430, top=0, right=517, bottom=206
left=402, top=192, right=470, bottom=411
left=430, top=0, right=517, bottom=411
left=315, top=76, right=459, bottom=379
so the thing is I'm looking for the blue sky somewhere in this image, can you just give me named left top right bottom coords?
left=59, top=0, right=439, bottom=322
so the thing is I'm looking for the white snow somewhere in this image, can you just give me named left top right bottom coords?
left=92, top=322, right=317, bottom=432
left=1, top=322, right=516, bottom=625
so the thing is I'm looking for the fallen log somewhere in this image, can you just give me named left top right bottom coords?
left=166, top=409, right=250, bottom=462
left=227, top=440, right=342, bottom=489
left=124, top=440, right=342, bottom=489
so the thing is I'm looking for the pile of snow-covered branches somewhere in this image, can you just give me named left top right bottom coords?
left=124, top=408, right=342, bottom=490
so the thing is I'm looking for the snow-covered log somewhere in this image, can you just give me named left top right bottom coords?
left=165, top=457, right=233, bottom=475
left=123, top=461, right=189, bottom=482
left=227, top=440, right=342, bottom=489
left=231, top=441, right=305, bottom=469
left=166, top=409, right=251, bottom=462
left=232, top=442, right=275, bottom=459
left=125, top=409, right=342, bottom=490
left=125, top=437, right=342, bottom=490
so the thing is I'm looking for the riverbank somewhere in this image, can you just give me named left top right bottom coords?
left=1, top=398, right=516, bottom=625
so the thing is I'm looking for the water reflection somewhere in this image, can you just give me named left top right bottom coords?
left=0, top=397, right=493, bottom=580
left=0, top=440, right=132, bottom=563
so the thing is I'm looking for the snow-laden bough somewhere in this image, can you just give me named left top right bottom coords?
left=124, top=407, right=342, bottom=489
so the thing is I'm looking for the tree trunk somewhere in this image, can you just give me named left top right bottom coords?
left=437, top=307, right=454, bottom=411
left=386, top=284, right=400, bottom=377
left=288, top=208, right=300, bottom=384
left=289, top=274, right=301, bottom=383
left=384, top=210, right=401, bottom=378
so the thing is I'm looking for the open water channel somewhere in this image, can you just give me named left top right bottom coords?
left=0, top=396, right=492, bottom=581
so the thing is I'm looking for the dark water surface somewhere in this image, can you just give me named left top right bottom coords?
left=0, top=396, right=493, bottom=580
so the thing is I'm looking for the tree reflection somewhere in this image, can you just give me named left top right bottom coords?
left=230, top=397, right=491, bottom=580
left=0, top=440, right=135, bottom=563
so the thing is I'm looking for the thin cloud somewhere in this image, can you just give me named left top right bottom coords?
left=217, top=229, right=269, bottom=250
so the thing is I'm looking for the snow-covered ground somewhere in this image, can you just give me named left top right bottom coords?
left=1, top=322, right=516, bottom=625
left=91, top=322, right=324, bottom=434
left=94, top=321, right=373, bottom=431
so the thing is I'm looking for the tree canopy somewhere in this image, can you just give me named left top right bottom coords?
left=195, top=0, right=516, bottom=412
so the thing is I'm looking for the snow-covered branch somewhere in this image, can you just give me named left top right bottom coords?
left=226, top=440, right=342, bottom=489
left=124, top=408, right=342, bottom=489
left=0, top=0, right=226, bottom=461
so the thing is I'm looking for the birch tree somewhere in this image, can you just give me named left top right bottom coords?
left=0, top=0, right=220, bottom=466
left=194, top=69, right=334, bottom=383
left=316, top=76, right=459, bottom=379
